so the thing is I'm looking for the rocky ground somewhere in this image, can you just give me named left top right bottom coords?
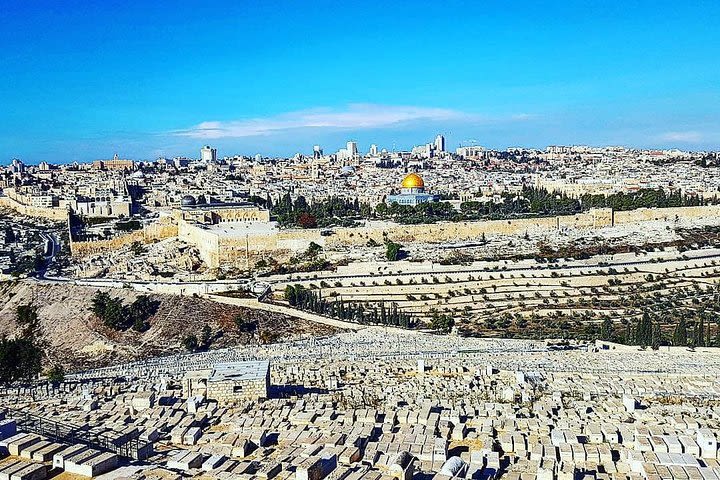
left=0, top=280, right=341, bottom=371
left=63, top=237, right=210, bottom=281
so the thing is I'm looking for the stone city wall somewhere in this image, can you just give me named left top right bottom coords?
left=0, top=195, right=69, bottom=221
left=613, top=204, right=720, bottom=224
left=325, top=205, right=719, bottom=248
left=72, top=204, right=720, bottom=268
left=325, top=216, right=561, bottom=248
left=179, top=220, right=321, bottom=269
left=558, top=208, right=614, bottom=229
left=70, top=219, right=178, bottom=256
left=178, top=221, right=220, bottom=267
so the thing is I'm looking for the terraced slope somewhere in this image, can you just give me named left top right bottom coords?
left=270, top=247, right=720, bottom=340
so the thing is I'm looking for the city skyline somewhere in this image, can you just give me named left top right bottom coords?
left=2, top=0, right=720, bottom=163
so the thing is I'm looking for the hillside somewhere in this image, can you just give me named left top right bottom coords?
left=0, top=280, right=340, bottom=371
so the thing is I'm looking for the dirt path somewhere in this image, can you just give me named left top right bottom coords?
left=202, top=294, right=421, bottom=335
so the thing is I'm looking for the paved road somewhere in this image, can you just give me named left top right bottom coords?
left=36, top=231, right=59, bottom=279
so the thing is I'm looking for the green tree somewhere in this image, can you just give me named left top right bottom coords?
left=673, top=318, right=688, bottom=346
left=305, top=242, right=322, bottom=259
left=128, top=295, right=157, bottom=332
left=284, top=285, right=297, bottom=306
left=200, top=324, right=212, bottom=349
left=385, top=240, right=403, bottom=261
left=651, top=323, right=661, bottom=350
left=600, top=317, right=612, bottom=341
left=0, top=336, right=43, bottom=384
left=695, top=315, right=706, bottom=347
left=16, top=304, right=40, bottom=339
left=90, top=291, right=111, bottom=318
left=46, top=364, right=65, bottom=384
left=635, top=313, right=653, bottom=347
left=430, top=311, right=455, bottom=334
left=4, top=227, right=15, bottom=244
left=90, top=290, right=127, bottom=329
left=182, top=334, right=199, bottom=352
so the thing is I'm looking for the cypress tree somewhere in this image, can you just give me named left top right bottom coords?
left=600, top=317, right=612, bottom=341
left=651, top=323, right=661, bottom=350
left=673, top=318, right=688, bottom=346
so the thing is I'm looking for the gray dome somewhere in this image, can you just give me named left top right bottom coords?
left=181, top=195, right=196, bottom=207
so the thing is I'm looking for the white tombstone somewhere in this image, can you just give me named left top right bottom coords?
left=503, top=387, right=516, bottom=402
left=697, top=429, right=717, bottom=458
left=187, top=398, right=197, bottom=414
left=622, top=395, right=636, bottom=412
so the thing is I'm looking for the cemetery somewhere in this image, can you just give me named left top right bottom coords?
left=0, top=328, right=719, bottom=478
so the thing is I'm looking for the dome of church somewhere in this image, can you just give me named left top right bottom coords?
left=401, top=173, right=424, bottom=189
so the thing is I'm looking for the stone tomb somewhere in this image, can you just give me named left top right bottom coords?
left=184, top=360, right=270, bottom=404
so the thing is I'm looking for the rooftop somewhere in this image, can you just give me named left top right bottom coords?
left=209, top=360, right=270, bottom=382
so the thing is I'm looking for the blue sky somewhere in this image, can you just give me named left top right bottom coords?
left=1, top=0, right=719, bottom=163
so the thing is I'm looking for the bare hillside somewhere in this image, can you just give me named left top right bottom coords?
left=0, top=281, right=340, bottom=370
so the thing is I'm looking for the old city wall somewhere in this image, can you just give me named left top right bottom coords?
left=325, top=205, right=720, bottom=249
left=0, top=195, right=69, bottom=221
left=178, top=221, right=220, bottom=268
left=325, top=216, right=560, bottom=248
left=176, top=221, right=320, bottom=269
left=68, top=203, right=720, bottom=268
left=215, top=229, right=322, bottom=269
left=71, top=219, right=178, bottom=256
left=558, top=208, right=614, bottom=229
left=613, top=204, right=720, bottom=224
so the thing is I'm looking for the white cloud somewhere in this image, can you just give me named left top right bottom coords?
left=510, top=113, right=540, bottom=121
left=657, top=131, right=703, bottom=143
left=172, top=104, right=476, bottom=139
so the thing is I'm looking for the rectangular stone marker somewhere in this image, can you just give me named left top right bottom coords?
left=9, top=463, right=47, bottom=480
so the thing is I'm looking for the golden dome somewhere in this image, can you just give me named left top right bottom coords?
left=401, top=173, right=424, bottom=189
